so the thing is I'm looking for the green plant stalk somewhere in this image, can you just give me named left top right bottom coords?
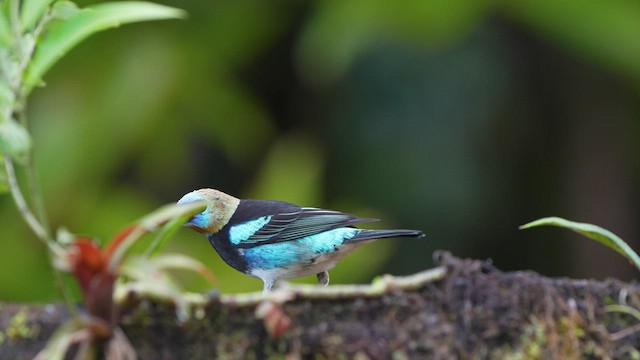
left=14, top=104, right=52, bottom=239
left=24, top=155, right=51, bottom=238
left=5, top=156, right=76, bottom=314
left=2, top=1, right=73, bottom=313
left=4, top=156, right=48, bottom=242
left=5, top=0, right=53, bottom=237
left=13, top=3, right=53, bottom=239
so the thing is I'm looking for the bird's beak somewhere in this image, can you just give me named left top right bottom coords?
left=187, top=223, right=210, bottom=234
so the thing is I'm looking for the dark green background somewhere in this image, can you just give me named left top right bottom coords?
left=2, top=0, right=639, bottom=300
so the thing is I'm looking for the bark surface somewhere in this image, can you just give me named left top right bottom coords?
left=1, top=252, right=639, bottom=359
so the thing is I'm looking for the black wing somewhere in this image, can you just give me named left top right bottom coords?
left=228, top=200, right=376, bottom=248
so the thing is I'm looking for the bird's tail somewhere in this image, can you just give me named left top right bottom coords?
left=351, top=229, right=425, bottom=242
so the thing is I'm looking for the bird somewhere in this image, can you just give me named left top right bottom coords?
left=177, top=188, right=425, bottom=293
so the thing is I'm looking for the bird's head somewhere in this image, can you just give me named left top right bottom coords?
left=177, top=188, right=240, bottom=234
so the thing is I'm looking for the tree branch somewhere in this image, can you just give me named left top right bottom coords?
left=1, top=253, right=639, bottom=359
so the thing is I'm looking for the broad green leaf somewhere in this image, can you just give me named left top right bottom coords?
left=107, top=201, right=205, bottom=272
left=25, top=1, right=186, bottom=91
left=20, top=0, right=53, bottom=32
left=247, top=134, right=323, bottom=205
left=520, top=217, right=640, bottom=272
left=507, top=0, right=640, bottom=81
left=0, top=119, right=31, bottom=163
left=297, top=0, right=489, bottom=85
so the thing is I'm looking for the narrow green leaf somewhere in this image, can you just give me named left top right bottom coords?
left=135, top=201, right=206, bottom=235
left=143, top=209, right=195, bottom=257
left=33, top=321, right=88, bottom=360
left=20, top=0, right=53, bottom=32
left=118, top=255, right=191, bottom=321
left=0, top=119, right=31, bottom=163
left=151, top=253, right=216, bottom=285
left=520, top=216, right=640, bottom=272
left=507, top=0, right=640, bottom=81
left=606, top=304, right=640, bottom=322
left=25, top=1, right=186, bottom=91
left=107, top=201, right=205, bottom=272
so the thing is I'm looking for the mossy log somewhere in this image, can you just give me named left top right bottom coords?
left=1, top=252, right=639, bottom=359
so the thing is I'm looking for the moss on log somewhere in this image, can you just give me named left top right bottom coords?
left=1, top=252, right=639, bottom=359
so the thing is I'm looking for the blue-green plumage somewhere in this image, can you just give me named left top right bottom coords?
left=243, top=228, right=360, bottom=269
left=229, top=216, right=273, bottom=245
left=177, top=188, right=425, bottom=292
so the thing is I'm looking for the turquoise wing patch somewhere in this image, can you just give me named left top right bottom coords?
left=229, top=216, right=273, bottom=245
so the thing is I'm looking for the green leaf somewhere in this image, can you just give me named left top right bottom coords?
left=33, top=320, right=89, bottom=360
left=143, top=207, right=197, bottom=258
left=247, top=134, right=323, bottom=204
left=520, top=217, right=640, bottom=272
left=606, top=304, right=640, bottom=322
left=118, top=255, right=192, bottom=321
left=20, top=0, right=53, bottom=32
left=507, top=0, right=640, bottom=81
left=25, top=1, right=186, bottom=91
left=297, top=0, right=489, bottom=85
left=0, top=119, right=31, bottom=163
left=107, top=201, right=206, bottom=272
left=151, top=253, right=216, bottom=285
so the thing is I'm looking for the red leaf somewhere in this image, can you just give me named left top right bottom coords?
left=103, top=225, right=136, bottom=266
left=69, top=239, right=105, bottom=295
left=68, top=239, right=118, bottom=325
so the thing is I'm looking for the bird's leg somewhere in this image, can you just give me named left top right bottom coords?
left=316, top=271, right=329, bottom=286
left=262, top=280, right=275, bottom=293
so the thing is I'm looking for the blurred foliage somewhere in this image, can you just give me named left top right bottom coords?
left=1, top=0, right=640, bottom=300
left=521, top=217, right=640, bottom=272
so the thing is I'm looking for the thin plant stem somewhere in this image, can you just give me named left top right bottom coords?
left=26, top=159, right=51, bottom=237
left=50, top=254, right=78, bottom=317
left=18, top=109, right=52, bottom=238
left=2, top=3, right=75, bottom=313
left=4, top=156, right=48, bottom=243
left=6, top=156, right=77, bottom=314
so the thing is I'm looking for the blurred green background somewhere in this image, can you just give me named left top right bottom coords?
left=2, top=0, right=640, bottom=300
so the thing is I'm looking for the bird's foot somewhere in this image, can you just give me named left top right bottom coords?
left=262, top=280, right=275, bottom=293
left=316, top=271, right=329, bottom=286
